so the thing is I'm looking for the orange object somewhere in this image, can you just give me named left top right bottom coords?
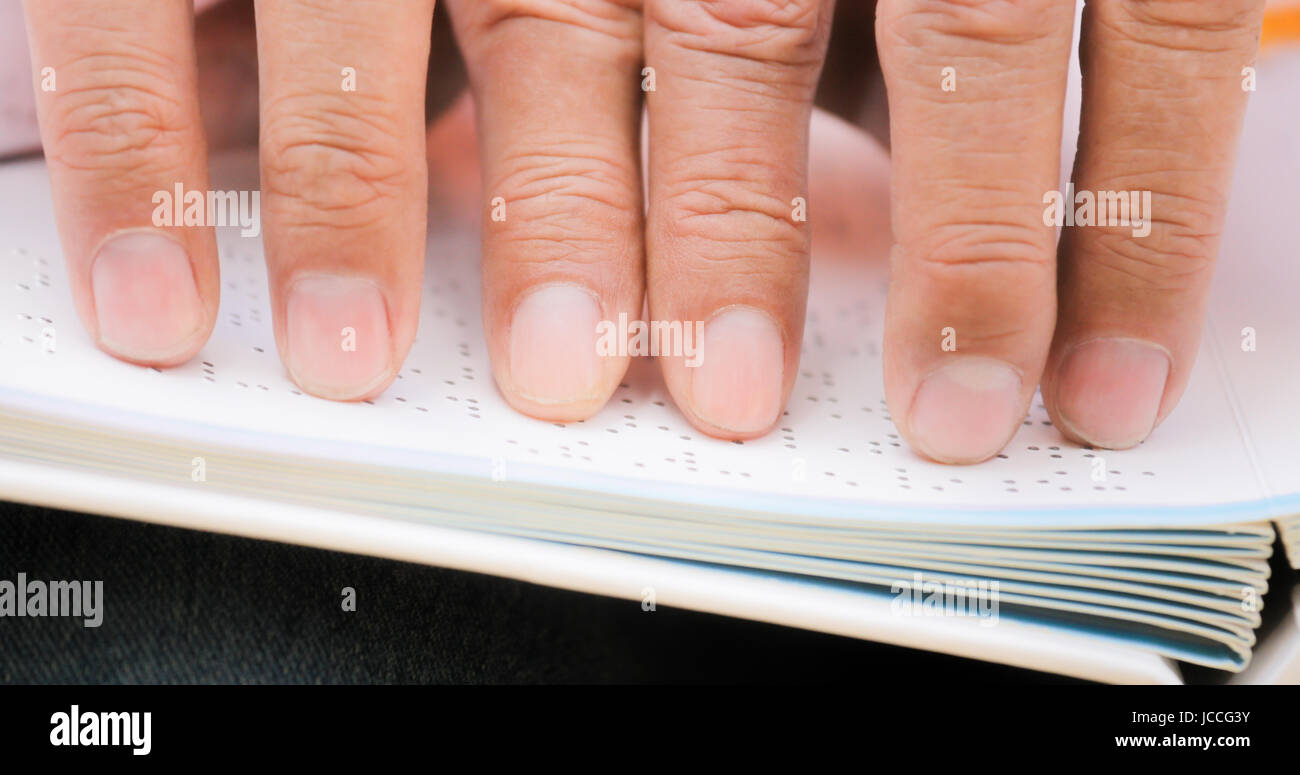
left=1263, top=5, right=1300, bottom=49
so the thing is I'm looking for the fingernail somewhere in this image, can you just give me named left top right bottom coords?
left=689, top=306, right=784, bottom=435
left=909, top=357, right=1023, bottom=464
left=508, top=284, right=604, bottom=404
left=1055, top=338, right=1169, bottom=449
left=285, top=275, right=392, bottom=400
left=91, top=230, right=203, bottom=363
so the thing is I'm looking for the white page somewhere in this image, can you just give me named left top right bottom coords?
left=1204, top=49, right=1300, bottom=516
left=0, top=145, right=1284, bottom=527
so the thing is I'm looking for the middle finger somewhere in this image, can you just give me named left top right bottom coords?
left=256, top=0, right=435, bottom=400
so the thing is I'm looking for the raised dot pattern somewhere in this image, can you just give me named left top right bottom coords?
left=0, top=223, right=1169, bottom=509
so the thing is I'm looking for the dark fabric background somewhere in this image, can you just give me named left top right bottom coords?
left=0, top=500, right=1085, bottom=684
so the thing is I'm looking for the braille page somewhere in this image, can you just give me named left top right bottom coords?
left=1206, top=48, right=1300, bottom=565
left=1205, top=49, right=1300, bottom=520
left=0, top=148, right=1286, bottom=529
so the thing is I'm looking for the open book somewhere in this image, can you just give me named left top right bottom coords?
left=2, top=53, right=1297, bottom=686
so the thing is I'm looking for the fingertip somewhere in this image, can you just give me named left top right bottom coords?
left=1049, top=338, right=1170, bottom=451
left=903, top=356, right=1025, bottom=465
left=683, top=306, right=786, bottom=439
left=283, top=274, right=397, bottom=402
left=496, top=283, right=623, bottom=423
left=89, top=229, right=210, bottom=367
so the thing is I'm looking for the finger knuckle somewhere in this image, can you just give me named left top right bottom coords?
left=1081, top=202, right=1220, bottom=293
left=647, top=0, right=831, bottom=67
left=492, top=142, right=642, bottom=264
left=46, top=49, right=196, bottom=182
left=658, top=163, right=808, bottom=266
left=467, top=0, right=641, bottom=40
left=1097, top=0, right=1265, bottom=59
left=879, top=0, right=1067, bottom=50
left=261, top=95, right=417, bottom=231
left=1115, top=0, right=1264, bottom=36
left=903, top=230, right=1055, bottom=338
left=911, top=220, right=1054, bottom=281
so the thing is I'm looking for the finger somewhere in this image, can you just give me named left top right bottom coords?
left=644, top=0, right=833, bottom=439
left=446, top=0, right=645, bottom=421
left=875, top=0, right=1076, bottom=463
left=23, top=0, right=218, bottom=365
left=255, top=0, right=434, bottom=400
left=1042, top=0, right=1266, bottom=450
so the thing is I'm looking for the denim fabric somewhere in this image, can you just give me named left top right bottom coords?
left=0, top=500, right=1077, bottom=684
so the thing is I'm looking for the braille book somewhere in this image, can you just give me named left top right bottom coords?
left=2, top=52, right=1297, bottom=684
